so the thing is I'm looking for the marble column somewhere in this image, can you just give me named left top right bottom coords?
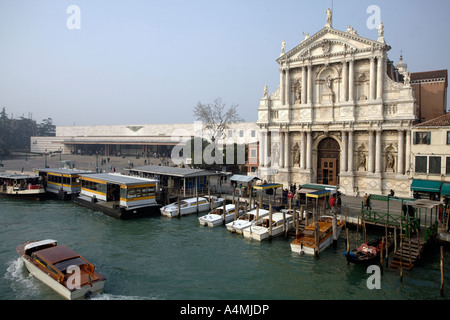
left=397, top=130, right=405, bottom=174
left=264, top=130, right=269, bottom=167
left=259, top=130, right=265, bottom=168
left=341, top=61, right=348, bottom=102
left=306, top=131, right=312, bottom=169
left=369, top=57, right=376, bottom=100
left=405, top=130, right=411, bottom=173
left=368, top=131, right=374, bottom=173
left=376, top=56, right=384, bottom=100
left=341, top=131, right=347, bottom=172
left=307, top=65, right=313, bottom=104
left=348, top=59, right=355, bottom=102
left=279, top=131, right=284, bottom=168
left=280, top=69, right=285, bottom=105
left=301, top=66, right=307, bottom=105
left=375, top=130, right=382, bottom=173
left=284, top=131, right=289, bottom=168
left=285, top=68, right=290, bottom=106
left=300, top=131, right=306, bottom=169
left=347, top=131, right=354, bottom=172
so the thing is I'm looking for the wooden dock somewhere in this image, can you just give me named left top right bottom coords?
left=389, top=235, right=426, bottom=271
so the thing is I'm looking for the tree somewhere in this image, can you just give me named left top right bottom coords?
left=37, top=118, right=56, bottom=136
left=193, top=98, right=243, bottom=142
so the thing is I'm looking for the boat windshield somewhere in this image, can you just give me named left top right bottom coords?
left=53, top=257, right=88, bottom=274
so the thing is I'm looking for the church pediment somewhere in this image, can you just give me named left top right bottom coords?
left=277, top=27, right=388, bottom=64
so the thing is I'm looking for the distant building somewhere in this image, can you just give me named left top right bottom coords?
left=410, top=69, right=448, bottom=122
left=410, top=113, right=450, bottom=200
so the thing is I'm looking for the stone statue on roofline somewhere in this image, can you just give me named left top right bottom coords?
left=325, top=8, right=332, bottom=28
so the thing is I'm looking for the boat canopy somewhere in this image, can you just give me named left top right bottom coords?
left=24, top=239, right=57, bottom=251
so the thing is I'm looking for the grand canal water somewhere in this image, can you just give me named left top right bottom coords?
left=1, top=197, right=449, bottom=301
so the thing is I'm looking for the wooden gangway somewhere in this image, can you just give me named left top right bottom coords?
left=389, top=234, right=426, bottom=270
left=361, top=195, right=440, bottom=271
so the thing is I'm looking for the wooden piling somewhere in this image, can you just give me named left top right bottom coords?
left=177, top=196, right=181, bottom=218
left=346, top=227, right=350, bottom=264
left=380, top=236, right=384, bottom=275
left=441, top=245, right=445, bottom=297
left=283, top=210, right=287, bottom=238
left=314, top=221, right=320, bottom=259
left=269, top=203, right=273, bottom=238
left=223, top=199, right=226, bottom=225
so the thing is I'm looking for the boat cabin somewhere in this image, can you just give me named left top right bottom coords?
left=0, top=173, right=45, bottom=194
left=34, top=167, right=94, bottom=199
left=78, top=173, right=158, bottom=209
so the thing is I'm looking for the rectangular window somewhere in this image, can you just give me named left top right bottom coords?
left=250, top=149, right=257, bottom=158
left=239, top=130, right=244, bottom=138
left=415, top=156, right=427, bottom=173
left=251, top=130, right=256, bottom=137
left=447, top=131, right=450, bottom=145
left=446, top=157, right=450, bottom=175
left=429, top=156, right=441, bottom=174
left=413, top=131, right=431, bottom=145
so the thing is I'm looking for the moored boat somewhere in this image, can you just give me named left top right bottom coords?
left=198, top=204, right=245, bottom=227
left=16, top=239, right=106, bottom=300
left=242, top=211, right=293, bottom=241
left=343, top=237, right=391, bottom=264
left=225, top=208, right=270, bottom=234
left=290, top=216, right=343, bottom=255
left=0, top=173, right=46, bottom=199
left=160, top=196, right=224, bottom=217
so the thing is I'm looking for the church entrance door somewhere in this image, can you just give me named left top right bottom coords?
left=317, top=138, right=340, bottom=185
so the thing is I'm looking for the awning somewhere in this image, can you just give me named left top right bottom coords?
left=441, top=183, right=450, bottom=196
left=306, top=190, right=331, bottom=198
left=297, top=188, right=319, bottom=194
left=410, top=179, right=442, bottom=193
left=230, top=175, right=260, bottom=183
left=253, top=183, right=283, bottom=190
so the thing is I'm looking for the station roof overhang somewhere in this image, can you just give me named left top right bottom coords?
left=127, top=165, right=221, bottom=179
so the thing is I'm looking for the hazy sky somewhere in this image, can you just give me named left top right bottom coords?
left=0, top=0, right=449, bottom=126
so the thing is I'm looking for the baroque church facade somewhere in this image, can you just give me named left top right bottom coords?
left=257, top=9, right=416, bottom=197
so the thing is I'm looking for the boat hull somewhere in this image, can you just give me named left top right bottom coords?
left=160, top=198, right=224, bottom=217
left=242, top=221, right=293, bottom=241
left=291, top=224, right=343, bottom=255
left=21, top=257, right=105, bottom=300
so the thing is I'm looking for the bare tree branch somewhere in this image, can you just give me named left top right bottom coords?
left=193, top=97, right=243, bottom=142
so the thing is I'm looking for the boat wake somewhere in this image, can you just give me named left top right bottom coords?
left=4, top=258, right=40, bottom=299
left=90, top=293, right=151, bottom=300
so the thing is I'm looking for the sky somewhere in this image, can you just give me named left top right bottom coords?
left=0, top=0, right=449, bottom=127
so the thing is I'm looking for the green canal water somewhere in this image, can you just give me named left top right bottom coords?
left=1, top=197, right=449, bottom=301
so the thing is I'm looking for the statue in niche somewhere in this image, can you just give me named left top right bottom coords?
left=293, top=142, right=300, bottom=167
left=272, top=143, right=279, bottom=166
left=281, top=40, right=286, bottom=55
left=293, top=79, right=302, bottom=104
left=358, top=152, right=366, bottom=171
left=386, top=153, right=395, bottom=172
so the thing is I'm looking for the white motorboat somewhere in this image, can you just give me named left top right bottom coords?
left=242, top=211, right=293, bottom=241
left=16, top=239, right=106, bottom=300
left=198, top=204, right=245, bottom=227
left=290, top=216, right=343, bottom=255
left=160, top=196, right=224, bottom=217
left=225, top=208, right=270, bottom=234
